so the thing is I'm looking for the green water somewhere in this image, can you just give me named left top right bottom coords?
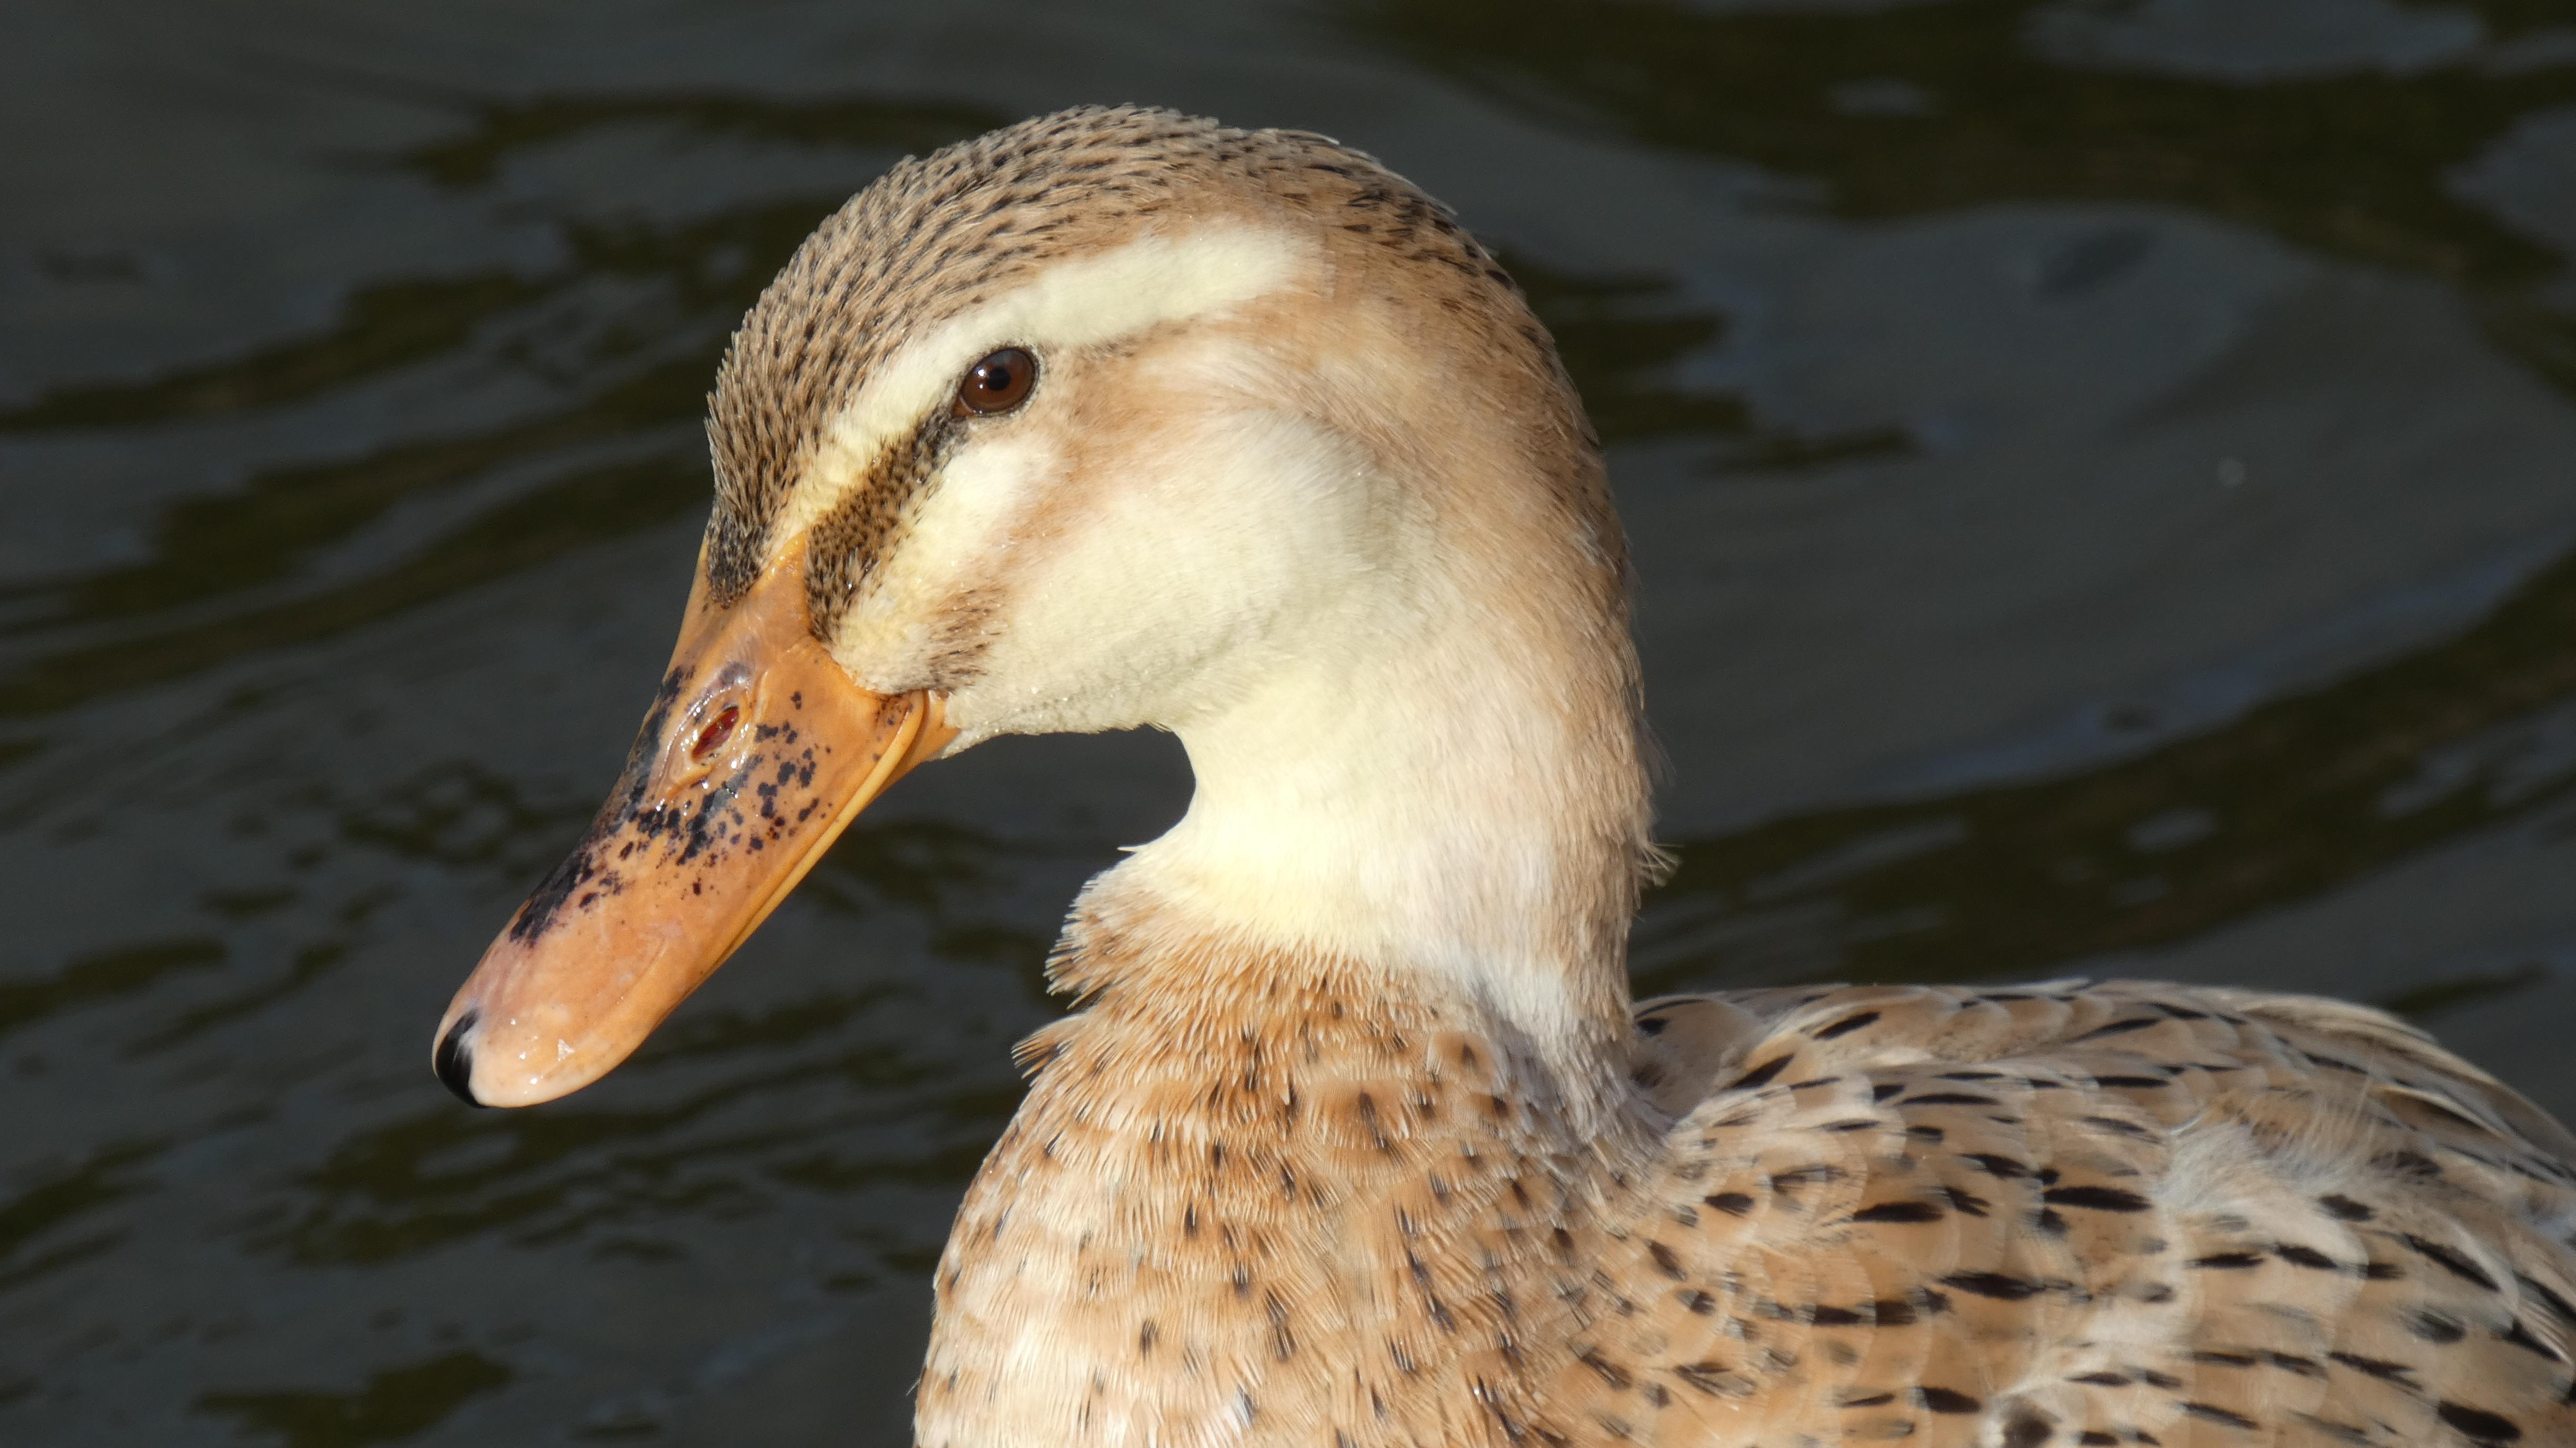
left=5, top=0, right=2576, bottom=1441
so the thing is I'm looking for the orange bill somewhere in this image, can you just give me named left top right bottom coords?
left=432, top=558, right=953, bottom=1107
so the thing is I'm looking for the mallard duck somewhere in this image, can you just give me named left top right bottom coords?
left=433, top=106, right=2576, bottom=1447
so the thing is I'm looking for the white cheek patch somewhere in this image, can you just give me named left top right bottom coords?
left=773, top=222, right=1319, bottom=549
left=829, top=346, right=1370, bottom=711
left=826, top=427, right=1059, bottom=684
left=952, top=399, right=1382, bottom=737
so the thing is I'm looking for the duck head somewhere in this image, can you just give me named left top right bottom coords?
left=435, top=106, right=1655, bottom=1108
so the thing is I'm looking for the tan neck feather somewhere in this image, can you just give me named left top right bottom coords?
left=919, top=913, right=1659, bottom=1447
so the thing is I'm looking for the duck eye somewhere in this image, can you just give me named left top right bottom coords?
left=954, top=347, right=1037, bottom=416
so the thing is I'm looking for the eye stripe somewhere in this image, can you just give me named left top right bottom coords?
left=802, top=410, right=961, bottom=642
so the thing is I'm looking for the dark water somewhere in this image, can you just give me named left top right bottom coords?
left=7, top=0, right=2576, bottom=1441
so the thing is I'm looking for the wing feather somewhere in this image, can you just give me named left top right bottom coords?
left=1590, top=982, right=2576, bottom=1446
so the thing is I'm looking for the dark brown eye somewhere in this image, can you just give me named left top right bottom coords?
left=954, top=347, right=1037, bottom=416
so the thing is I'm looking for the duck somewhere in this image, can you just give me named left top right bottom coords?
left=431, top=106, right=2576, bottom=1447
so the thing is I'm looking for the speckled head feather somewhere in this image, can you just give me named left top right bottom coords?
left=701, top=104, right=1572, bottom=622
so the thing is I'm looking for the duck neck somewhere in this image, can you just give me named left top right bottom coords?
left=1080, top=549, right=1654, bottom=1118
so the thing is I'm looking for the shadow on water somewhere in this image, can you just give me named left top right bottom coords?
left=0, top=939, right=225, bottom=1043
left=2382, top=957, right=2553, bottom=1020
left=1357, top=0, right=2576, bottom=283
left=197, top=1352, right=512, bottom=1448
left=0, top=276, right=548, bottom=435
left=0, top=1140, right=164, bottom=1295
left=1357, top=0, right=2576, bottom=438
left=1634, top=540, right=2576, bottom=991
left=274, top=991, right=1013, bottom=1267
left=393, top=92, right=1010, bottom=189
left=0, top=451, right=706, bottom=718
left=0, top=94, right=1015, bottom=721
left=1507, top=253, right=1916, bottom=466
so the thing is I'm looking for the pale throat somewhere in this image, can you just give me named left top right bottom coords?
left=1090, top=563, right=1647, bottom=1083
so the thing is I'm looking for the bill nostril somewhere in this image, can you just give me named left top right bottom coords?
left=435, top=1009, right=485, bottom=1108
left=690, top=705, right=741, bottom=760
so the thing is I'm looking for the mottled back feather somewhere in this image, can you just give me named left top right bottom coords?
left=1593, top=982, right=2576, bottom=1447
